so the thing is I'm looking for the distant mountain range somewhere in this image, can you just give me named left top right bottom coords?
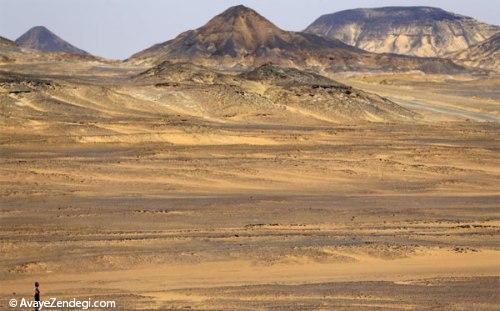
left=305, top=6, right=499, bottom=58
left=15, top=26, right=89, bottom=55
left=128, top=5, right=466, bottom=74
left=1, top=6, right=498, bottom=73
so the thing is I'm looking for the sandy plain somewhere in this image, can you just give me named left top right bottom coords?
left=0, top=63, right=499, bottom=310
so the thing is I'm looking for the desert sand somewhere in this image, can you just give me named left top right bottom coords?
left=0, top=61, right=499, bottom=310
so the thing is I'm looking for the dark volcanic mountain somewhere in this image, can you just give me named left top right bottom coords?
left=16, top=26, right=89, bottom=55
left=129, top=5, right=465, bottom=74
left=305, top=7, right=500, bottom=57
left=448, top=33, right=500, bottom=72
left=1, top=30, right=97, bottom=65
left=130, top=5, right=356, bottom=65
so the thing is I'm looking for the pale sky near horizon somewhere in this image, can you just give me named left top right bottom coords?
left=0, top=0, right=498, bottom=60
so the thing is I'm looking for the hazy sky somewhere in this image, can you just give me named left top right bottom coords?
left=1, top=0, right=498, bottom=60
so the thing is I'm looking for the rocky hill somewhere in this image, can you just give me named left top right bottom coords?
left=240, top=63, right=342, bottom=87
left=128, top=5, right=466, bottom=74
left=16, top=26, right=90, bottom=55
left=0, top=36, right=18, bottom=63
left=0, top=36, right=16, bottom=48
left=136, top=61, right=226, bottom=84
left=134, top=60, right=417, bottom=123
left=305, top=6, right=499, bottom=57
left=240, top=64, right=416, bottom=122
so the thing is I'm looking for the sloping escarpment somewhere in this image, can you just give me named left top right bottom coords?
left=305, top=6, right=499, bottom=58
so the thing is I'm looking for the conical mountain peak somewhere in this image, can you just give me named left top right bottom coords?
left=16, top=26, right=89, bottom=55
left=200, top=4, right=283, bottom=36
left=219, top=5, right=258, bottom=17
left=28, top=26, right=51, bottom=33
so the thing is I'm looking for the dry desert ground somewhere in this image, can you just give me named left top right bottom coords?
left=0, top=62, right=499, bottom=310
